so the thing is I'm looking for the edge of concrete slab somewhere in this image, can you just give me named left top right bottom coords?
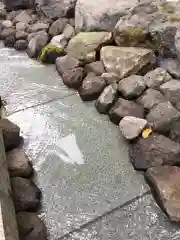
left=0, top=133, right=19, bottom=240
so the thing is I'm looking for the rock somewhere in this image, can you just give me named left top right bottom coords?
left=146, top=101, right=180, bottom=133
left=0, top=40, right=5, bottom=48
left=0, top=5, right=6, bottom=20
left=14, top=39, right=28, bottom=50
left=40, top=0, right=77, bottom=19
left=83, top=51, right=96, bottom=64
left=11, top=177, right=41, bottom=212
left=69, top=18, right=75, bottom=27
left=109, top=98, right=144, bottom=125
left=118, top=75, right=146, bottom=99
left=162, top=58, right=180, bottom=79
left=75, top=0, right=138, bottom=32
left=137, top=88, right=166, bottom=111
left=175, top=28, right=180, bottom=56
left=16, top=22, right=28, bottom=31
left=39, top=44, right=65, bottom=64
left=50, top=34, right=67, bottom=48
left=160, top=80, right=180, bottom=106
left=129, top=133, right=180, bottom=170
left=16, top=31, right=28, bottom=40
left=48, top=18, right=68, bottom=36
left=27, top=30, right=44, bottom=42
left=101, top=72, right=119, bottom=85
left=6, top=148, right=33, bottom=177
left=56, top=55, right=80, bottom=75
left=2, top=20, right=13, bottom=28
left=0, top=28, right=15, bottom=39
left=4, top=0, right=35, bottom=11
left=62, top=67, right=84, bottom=89
left=28, top=22, right=49, bottom=33
left=79, top=74, right=106, bottom=101
left=27, top=31, right=48, bottom=58
left=17, top=212, right=46, bottom=240
left=95, top=83, right=118, bottom=114
left=4, top=36, right=15, bottom=47
left=0, top=119, right=21, bottom=151
left=145, top=166, right=180, bottom=221
left=144, top=67, right=172, bottom=89
left=14, top=10, right=32, bottom=24
left=67, top=32, right=112, bottom=61
left=100, top=46, right=156, bottom=80
left=119, top=116, right=147, bottom=140
left=63, top=24, right=75, bottom=39
left=84, top=61, right=105, bottom=76
left=169, top=121, right=180, bottom=144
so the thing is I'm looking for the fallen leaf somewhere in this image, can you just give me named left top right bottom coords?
left=142, top=127, right=152, bottom=138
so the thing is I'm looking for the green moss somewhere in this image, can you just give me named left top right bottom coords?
left=121, top=28, right=146, bottom=44
left=169, top=16, right=180, bottom=22
left=39, top=44, right=64, bottom=62
left=160, top=3, right=175, bottom=14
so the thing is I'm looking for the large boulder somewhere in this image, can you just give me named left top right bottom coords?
left=66, top=32, right=112, bottom=61
left=109, top=98, right=144, bottom=125
left=17, top=212, right=46, bottom=240
left=40, top=0, right=77, bottom=19
left=62, top=67, right=84, bottom=89
left=55, top=55, right=80, bottom=75
left=100, top=46, right=156, bottom=80
left=129, top=133, right=180, bottom=170
left=114, top=0, right=180, bottom=55
left=79, top=74, right=106, bottom=101
left=145, top=166, right=180, bottom=222
left=75, top=0, right=138, bottom=32
left=6, top=148, right=33, bottom=177
left=11, top=177, right=41, bottom=212
left=146, top=101, right=180, bottom=133
left=27, top=31, right=48, bottom=58
left=95, top=83, right=118, bottom=114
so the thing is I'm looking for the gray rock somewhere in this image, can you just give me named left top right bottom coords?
left=79, top=74, right=106, bottom=101
left=48, top=18, right=68, bottom=36
left=28, top=22, right=49, bottom=33
left=17, top=212, right=46, bottom=240
left=144, top=67, right=172, bottom=89
left=62, top=67, right=84, bottom=89
left=16, top=30, right=28, bottom=40
left=11, top=177, right=41, bottom=212
left=2, top=20, right=13, bottom=28
left=50, top=34, right=67, bottom=48
left=69, top=18, right=75, bottom=27
left=0, top=40, right=5, bottom=48
left=146, top=101, right=180, bottom=133
left=0, top=119, right=21, bottom=152
left=0, top=27, right=15, bottom=39
left=109, top=98, right=144, bottom=125
left=75, top=0, right=138, bottom=32
left=6, top=148, right=33, bottom=177
left=118, top=75, right=146, bottom=99
left=14, top=10, right=32, bottom=24
left=119, top=116, right=147, bottom=140
left=63, top=23, right=75, bottom=39
left=27, top=31, right=48, bottom=58
left=16, top=22, right=28, bottom=31
left=56, top=55, right=80, bottom=75
left=160, top=80, right=180, bottom=105
left=3, top=0, right=34, bottom=11
left=129, top=133, right=180, bottom=170
left=163, top=58, right=180, bottom=79
left=101, top=72, right=120, bottom=85
left=95, top=83, right=118, bottom=114
left=175, top=28, right=180, bottom=56
left=27, top=30, right=44, bottom=42
left=14, top=39, right=28, bottom=50
left=137, top=88, right=166, bottom=111
left=84, top=61, right=105, bottom=76
left=145, top=166, right=180, bottom=221
left=100, top=46, right=156, bottom=79
left=40, top=0, right=77, bottom=19
left=67, top=32, right=112, bottom=61
left=4, top=36, right=15, bottom=47
left=169, top=121, right=180, bottom=144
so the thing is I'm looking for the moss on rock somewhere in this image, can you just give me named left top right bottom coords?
left=39, top=44, right=66, bottom=63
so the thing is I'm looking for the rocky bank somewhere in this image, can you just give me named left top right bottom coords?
left=1, top=0, right=180, bottom=237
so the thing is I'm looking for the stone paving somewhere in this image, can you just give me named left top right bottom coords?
left=1, top=48, right=180, bottom=239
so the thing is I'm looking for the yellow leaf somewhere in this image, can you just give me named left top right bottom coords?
left=142, top=128, right=152, bottom=138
